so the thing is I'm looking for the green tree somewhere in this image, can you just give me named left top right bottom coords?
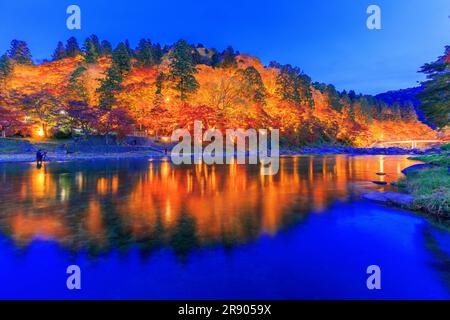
left=101, top=40, right=112, bottom=55
left=168, top=39, right=199, bottom=101
left=83, top=38, right=99, bottom=64
left=125, top=39, right=133, bottom=56
left=275, top=64, right=313, bottom=107
left=155, top=72, right=164, bottom=97
left=66, top=66, right=89, bottom=104
left=66, top=37, right=81, bottom=58
left=8, top=40, right=32, bottom=65
left=210, top=51, right=220, bottom=67
left=112, top=42, right=132, bottom=74
left=325, top=85, right=342, bottom=112
left=135, top=38, right=155, bottom=67
left=0, top=54, right=13, bottom=80
left=52, top=41, right=66, bottom=61
left=241, top=66, right=267, bottom=104
left=97, top=65, right=123, bottom=109
left=152, top=43, right=163, bottom=64
left=89, top=35, right=101, bottom=55
left=276, top=65, right=299, bottom=104
left=416, top=46, right=450, bottom=129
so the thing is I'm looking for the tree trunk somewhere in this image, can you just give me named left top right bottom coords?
left=42, top=123, right=48, bottom=138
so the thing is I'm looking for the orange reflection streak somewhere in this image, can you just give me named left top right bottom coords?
left=0, top=156, right=421, bottom=250
left=9, top=214, right=68, bottom=244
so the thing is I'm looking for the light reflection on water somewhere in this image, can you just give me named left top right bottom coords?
left=1, top=155, right=450, bottom=299
left=0, top=155, right=419, bottom=256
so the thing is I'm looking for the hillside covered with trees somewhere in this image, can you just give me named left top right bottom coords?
left=0, top=35, right=439, bottom=147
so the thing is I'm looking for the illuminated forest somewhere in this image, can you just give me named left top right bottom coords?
left=0, top=36, right=438, bottom=147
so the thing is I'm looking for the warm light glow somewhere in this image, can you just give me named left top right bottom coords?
left=36, top=128, right=44, bottom=137
left=161, top=136, right=170, bottom=142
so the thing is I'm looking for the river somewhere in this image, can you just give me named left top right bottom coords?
left=0, top=155, right=448, bottom=299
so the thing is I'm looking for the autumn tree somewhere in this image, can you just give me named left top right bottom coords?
left=21, top=89, right=61, bottom=137
left=118, top=82, right=155, bottom=132
left=52, top=41, right=66, bottom=61
left=64, top=101, right=99, bottom=136
left=391, top=102, right=402, bottom=121
left=96, top=108, right=134, bottom=143
left=65, top=37, right=81, bottom=58
left=416, top=46, right=450, bottom=129
left=145, top=72, right=171, bottom=136
left=168, top=39, right=199, bottom=101
left=8, top=40, right=32, bottom=65
left=0, top=106, right=23, bottom=137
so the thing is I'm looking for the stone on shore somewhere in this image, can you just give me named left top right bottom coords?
left=401, top=163, right=434, bottom=176
left=363, top=191, right=414, bottom=208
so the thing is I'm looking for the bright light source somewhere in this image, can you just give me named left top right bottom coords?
left=161, top=136, right=170, bottom=142
left=36, top=128, right=44, bottom=137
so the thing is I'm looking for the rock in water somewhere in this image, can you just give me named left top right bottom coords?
left=372, top=181, right=388, bottom=185
left=401, top=163, right=433, bottom=176
left=363, top=192, right=414, bottom=208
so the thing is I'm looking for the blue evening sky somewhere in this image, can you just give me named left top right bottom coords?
left=0, top=0, right=449, bottom=94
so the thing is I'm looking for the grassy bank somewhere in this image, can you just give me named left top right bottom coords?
left=400, top=143, right=450, bottom=218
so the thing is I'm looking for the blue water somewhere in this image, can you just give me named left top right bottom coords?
left=0, top=156, right=448, bottom=299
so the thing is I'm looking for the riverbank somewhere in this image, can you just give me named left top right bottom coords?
left=0, top=151, right=166, bottom=163
left=363, top=143, right=449, bottom=219
left=0, top=137, right=444, bottom=163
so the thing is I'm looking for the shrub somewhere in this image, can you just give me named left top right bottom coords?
left=405, top=167, right=450, bottom=217
left=441, top=143, right=450, bottom=152
left=409, top=154, right=450, bottom=167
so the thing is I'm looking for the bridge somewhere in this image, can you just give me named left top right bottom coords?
left=370, top=140, right=443, bottom=149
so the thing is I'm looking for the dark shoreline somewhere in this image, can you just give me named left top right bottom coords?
left=0, top=145, right=442, bottom=164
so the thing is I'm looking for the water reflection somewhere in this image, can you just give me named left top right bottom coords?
left=0, top=155, right=419, bottom=257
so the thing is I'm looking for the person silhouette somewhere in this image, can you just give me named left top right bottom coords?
left=36, top=149, right=43, bottom=165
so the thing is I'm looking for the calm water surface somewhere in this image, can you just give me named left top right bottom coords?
left=0, top=155, right=449, bottom=299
